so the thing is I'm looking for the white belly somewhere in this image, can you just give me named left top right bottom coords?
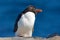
left=15, top=12, right=35, bottom=37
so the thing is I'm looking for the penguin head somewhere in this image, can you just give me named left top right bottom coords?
left=23, top=5, right=42, bottom=15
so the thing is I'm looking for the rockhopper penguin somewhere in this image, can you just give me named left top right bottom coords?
left=14, top=5, right=42, bottom=37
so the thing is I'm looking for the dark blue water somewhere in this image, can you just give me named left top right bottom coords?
left=0, top=0, right=60, bottom=38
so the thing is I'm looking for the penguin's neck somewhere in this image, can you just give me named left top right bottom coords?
left=24, top=11, right=35, bottom=21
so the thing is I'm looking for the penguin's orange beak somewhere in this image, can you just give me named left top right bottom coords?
left=35, top=9, right=42, bottom=13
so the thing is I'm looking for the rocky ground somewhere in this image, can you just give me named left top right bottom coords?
left=0, top=36, right=60, bottom=40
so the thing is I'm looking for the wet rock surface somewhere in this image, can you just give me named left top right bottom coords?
left=0, top=36, right=60, bottom=40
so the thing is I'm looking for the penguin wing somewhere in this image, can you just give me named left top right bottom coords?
left=14, top=13, right=23, bottom=32
left=13, top=8, right=28, bottom=32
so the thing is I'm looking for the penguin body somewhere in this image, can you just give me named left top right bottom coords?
left=16, top=12, right=35, bottom=37
left=14, top=5, right=42, bottom=37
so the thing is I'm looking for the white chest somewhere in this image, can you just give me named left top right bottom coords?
left=18, top=12, right=35, bottom=28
